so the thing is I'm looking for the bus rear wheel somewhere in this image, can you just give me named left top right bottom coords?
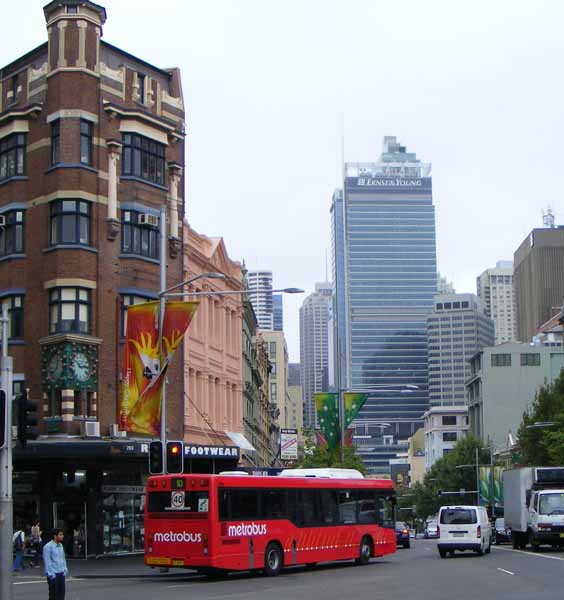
left=264, top=542, right=283, bottom=577
left=355, top=536, right=372, bottom=566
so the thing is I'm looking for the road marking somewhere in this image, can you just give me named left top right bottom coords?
left=497, top=568, right=515, bottom=575
left=494, top=546, right=564, bottom=562
left=13, top=577, right=84, bottom=586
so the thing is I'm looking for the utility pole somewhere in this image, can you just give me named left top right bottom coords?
left=0, top=303, right=14, bottom=600
left=475, top=446, right=480, bottom=506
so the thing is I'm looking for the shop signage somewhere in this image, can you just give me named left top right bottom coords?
left=280, top=429, right=298, bottom=460
left=183, top=444, right=240, bottom=459
left=102, top=485, right=145, bottom=494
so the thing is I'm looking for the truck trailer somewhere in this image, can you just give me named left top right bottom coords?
left=503, top=467, right=564, bottom=550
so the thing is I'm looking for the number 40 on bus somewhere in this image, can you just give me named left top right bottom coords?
left=145, top=468, right=397, bottom=576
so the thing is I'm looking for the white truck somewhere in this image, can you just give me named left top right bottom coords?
left=503, top=467, right=564, bottom=551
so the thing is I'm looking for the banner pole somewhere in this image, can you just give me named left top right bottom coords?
left=159, top=204, right=167, bottom=469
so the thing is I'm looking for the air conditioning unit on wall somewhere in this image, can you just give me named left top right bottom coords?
left=139, top=213, right=159, bottom=227
left=110, top=423, right=127, bottom=438
left=81, top=421, right=100, bottom=438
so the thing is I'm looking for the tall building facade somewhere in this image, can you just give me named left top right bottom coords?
left=332, top=136, right=437, bottom=474
left=299, top=282, right=332, bottom=429
left=273, top=293, right=283, bottom=331
left=0, top=0, right=244, bottom=557
left=466, top=342, right=564, bottom=447
left=247, top=270, right=273, bottom=330
left=514, top=228, right=564, bottom=342
left=427, top=293, right=494, bottom=406
left=476, top=260, right=516, bottom=344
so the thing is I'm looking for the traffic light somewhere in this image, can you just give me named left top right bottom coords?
left=149, top=440, right=163, bottom=474
left=16, top=390, right=38, bottom=449
left=166, top=441, right=184, bottom=474
left=0, top=390, right=6, bottom=449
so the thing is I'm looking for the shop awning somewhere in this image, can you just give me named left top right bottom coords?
left=225, top=431, right=256, bottom=452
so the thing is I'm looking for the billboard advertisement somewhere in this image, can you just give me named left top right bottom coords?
left=280, top=428, right=298, bottom=460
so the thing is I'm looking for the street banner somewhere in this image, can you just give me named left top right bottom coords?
left=280, top=428, right=298, bottom=460
left=119, top=301, right=199, bottom=435
left=314, top=393, right=339, bottom=451
left=343, top=393, right=368, bottom=428
left=479, top=466, right=504, bottom=506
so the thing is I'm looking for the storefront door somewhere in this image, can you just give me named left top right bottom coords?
left=53, top=501, right=87, bottom=557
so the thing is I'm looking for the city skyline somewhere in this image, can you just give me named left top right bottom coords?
left=4, top=0, right=564, bottom=361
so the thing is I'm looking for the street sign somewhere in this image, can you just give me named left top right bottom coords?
left=280, top=428, right=298, bottom=460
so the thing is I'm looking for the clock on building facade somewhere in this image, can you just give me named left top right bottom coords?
left=42, top=342, right=98, bottom=389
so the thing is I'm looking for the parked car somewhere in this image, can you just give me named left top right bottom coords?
left=437, top=505, right=492, bottom=558
left=494, top=517, right=511, bottom=544
left=395, top=521, right=411, bottom=548
left=424, top=521, right=439, bottom=539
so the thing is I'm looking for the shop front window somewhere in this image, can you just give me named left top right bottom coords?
left=101, top=471, right=146, bottom=554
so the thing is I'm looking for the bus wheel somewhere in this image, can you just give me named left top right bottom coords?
left=264, top=542, right=284, bottom=577
left=355, top=536, right=372, bottom=566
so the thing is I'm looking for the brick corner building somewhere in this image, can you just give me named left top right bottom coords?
left=0, top=0, right=195, bottom=556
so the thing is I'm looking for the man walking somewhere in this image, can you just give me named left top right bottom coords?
left=43, top=529, right=68, bottom=600
left=12, top=526, right=25, bottom=572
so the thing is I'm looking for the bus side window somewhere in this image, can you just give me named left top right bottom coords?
left=230, top=488, right=259, bottom=520
left=295, top=489, right=318, bottom=526
left=377, top=494, right=395, bottom=528
left=262, top=489, right=287, bottom=519
left=357, top=490, right=377, bottom=524
left=319, top=489, right=339, bottom=524
left=338, top=489, right=357, bottom=524
left=219, top=489, right=230, bottom=521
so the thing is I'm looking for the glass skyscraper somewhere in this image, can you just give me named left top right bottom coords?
left=332, top=136, right=437, bottom=474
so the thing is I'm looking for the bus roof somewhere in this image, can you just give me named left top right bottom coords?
left=279, top=468, right=365, bottom=479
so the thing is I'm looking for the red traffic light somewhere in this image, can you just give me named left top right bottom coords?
left=166, top=441, right=184, bottom=474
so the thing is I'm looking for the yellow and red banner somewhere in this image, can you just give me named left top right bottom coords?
left=119, top=300, right=199, bottom=435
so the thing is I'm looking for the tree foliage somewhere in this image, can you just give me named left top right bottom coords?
left=296, top=428, right=368, bottom=474
left=517, top=368, right=564, bottom=466
left=410, top=435, right=490, bottom=520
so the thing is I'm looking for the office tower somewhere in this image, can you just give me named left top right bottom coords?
left=476, top=261, right=516, bottom=345
left=427, top=293, right=494, bottom=406
left=514, top=228, right=564, bottom=342
left=332, top=136, right=437, bottom=474
left=247, top=270, right=273, bottom=329
left=273, top=294, right=283, bottom=331
left=299, top=283, right=332, bottom=428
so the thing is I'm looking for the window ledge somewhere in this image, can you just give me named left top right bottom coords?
left=119, top=253, right=159, bottom=265
left=0, top=253, right=25, bottom=263
left=119, top=175, right=167, bottom=191
left=43, top=245, right=98, bottom=254
left=0, top=176, right=28, bottom=187
left=46, top=163, right=98, bottom=174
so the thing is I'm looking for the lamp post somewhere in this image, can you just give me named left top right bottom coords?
left=157, top=269, right=226, bottom=469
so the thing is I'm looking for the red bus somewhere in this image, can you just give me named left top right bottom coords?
left=144, top=470, right=396, bottom=576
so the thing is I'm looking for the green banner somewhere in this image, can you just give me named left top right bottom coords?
left=343, top=393, right=368, bottom=428
left=479, top=466, right=504, bottom=506
left=314, top=393, right=339, bottom=451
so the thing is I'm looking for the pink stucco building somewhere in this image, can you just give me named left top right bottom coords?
left=182, top=221, right=245, bottom=450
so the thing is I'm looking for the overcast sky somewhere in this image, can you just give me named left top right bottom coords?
left=3, top=0, right=564, bottom=361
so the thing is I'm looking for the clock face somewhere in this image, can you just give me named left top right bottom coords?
left=72, top=352, right=90, bottom=382
left=48, top=354, right=63, bottom=380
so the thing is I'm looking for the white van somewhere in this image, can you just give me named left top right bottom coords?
left=437, top=505, right=492, bottom=558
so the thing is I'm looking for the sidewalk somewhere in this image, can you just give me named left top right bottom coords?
left=14, top=556, right=194, bottom=580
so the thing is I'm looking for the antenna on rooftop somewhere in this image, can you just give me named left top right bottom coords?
left=542, top=206, right=556, bottom=228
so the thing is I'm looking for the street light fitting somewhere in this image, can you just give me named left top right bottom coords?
left=525, top=421, right=556, bottom=429
left=274, top=287, right=304, bottom=294
left=160, top=271, right=225, bottom=297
